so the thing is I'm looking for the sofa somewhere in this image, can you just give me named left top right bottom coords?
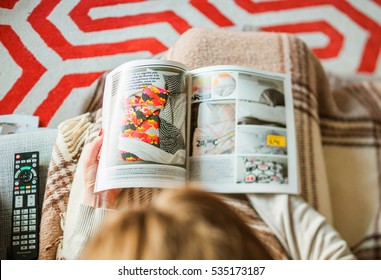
left=0, top=129, right=58, bottom=259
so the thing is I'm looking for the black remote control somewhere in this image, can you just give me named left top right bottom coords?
left=10, top=152, right=39, bottom=260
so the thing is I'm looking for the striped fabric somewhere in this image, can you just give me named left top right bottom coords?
left=38, top=111, right=100, bottom=260
left=1, top=0, right=380, bottom=128
left=321, top=81, right=381, bottom=260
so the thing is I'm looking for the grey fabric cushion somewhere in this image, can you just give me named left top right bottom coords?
left=0, top=129, right=58, bottom=259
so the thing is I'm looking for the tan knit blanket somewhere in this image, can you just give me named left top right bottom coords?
left=39, top=28, right=381, bottom=260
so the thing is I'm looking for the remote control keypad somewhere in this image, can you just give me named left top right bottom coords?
left=12, top=208, right=38, bottom=250
left=11, top=152, right=39, bottom=259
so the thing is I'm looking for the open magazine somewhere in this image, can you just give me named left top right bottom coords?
left=96, top=59, right=299, bottom=194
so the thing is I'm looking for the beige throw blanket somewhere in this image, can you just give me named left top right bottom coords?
left=38, top=28, right=380, bottom=259
left=163, top=28, right=381, bottom=259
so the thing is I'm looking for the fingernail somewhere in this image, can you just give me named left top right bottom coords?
left=98, top=129, right=103, bottom=136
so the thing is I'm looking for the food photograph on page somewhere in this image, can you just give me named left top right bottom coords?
left=107, top=66, right=188, bottom=167
left=236, top=156, right=288, bottom=185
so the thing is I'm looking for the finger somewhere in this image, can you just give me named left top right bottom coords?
left=97, top=188, right=123, bottom=208
left=96, top=147, right=102, bottom=161
left=84, top=134, right=104, bottom=167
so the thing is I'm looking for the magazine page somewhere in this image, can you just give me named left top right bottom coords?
left=95, top=60, right=188, bottom=192
left=187, top=65, right=298, bottom=194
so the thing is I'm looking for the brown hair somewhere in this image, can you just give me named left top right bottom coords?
left=81, top=188, right=272, bottom=260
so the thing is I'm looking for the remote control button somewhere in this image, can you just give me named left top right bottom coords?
left=20, top=166, right=31, bottom=171
left=21, top=220, right=28, bottom=226
left=29, top=245, right=36, bottom=249
left=16, top=154, right=21, bottom=159
left=21, top=226, right=28, bottom=232
left=21, top=209, right=28, bottom=214
left=29, top=234, right=36, bottom=238
left=13, top=221, right=20, bottom=226
left=15, top=165, right=20, bottom=169
left=21, top=160, right=26, bottom=164
left=21, top=246, right=28, bottom=250
left=13, top=241, right=20, bottom=245
left=27, top=159, right=32, bottom=163
left=32, top=154, right=37, bottom=158
left=13, top=227, right=20, bottom=233
left=29, top=240, right=36, bottom=244
left=27, top=194, right=35, bottom=207
left=29, top=225, right=36, bottom=231
left=21, top=215, right=28, bottom=220
left=21, top=235, right=28, bottom=239
left=29, top=214, right=36, bottom=219
left=32, top=163, right=37, bottom=167
left=14, top=216, right=20, bottom=221
left=21, top=240, right=28, bottom=245
left=20, top=170, right=33, bottom=183
left=26, top=190, right=31, bottom=194
left=29, top=220, right=36, bottom=225
left=29, top=208, right=36, bottom=214
left=20, top=190, right=25, bottom=194
left=13, top=236, right=20, bottom=240
left=32, top=180, right=37, bottom=184
left=15, top=196, right=23, bottom=208
left=14, top=210, right=20, bottom=215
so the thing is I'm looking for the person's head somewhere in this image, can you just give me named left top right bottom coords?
left=81, top=188, right=272, bottom=260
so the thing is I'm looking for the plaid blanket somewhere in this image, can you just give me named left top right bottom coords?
left=321, top=81, right=381, bottom=259
left=39, top=28, right=380, bottom=259
left=164, top=28, right=381, bottom=259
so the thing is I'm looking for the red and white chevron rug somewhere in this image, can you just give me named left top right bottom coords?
left=1, top=0, right=380, bottom=127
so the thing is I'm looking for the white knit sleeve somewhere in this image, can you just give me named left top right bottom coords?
left=61, top=204, right=111, bottom=260
left=247, top=194, right=355, bottom=260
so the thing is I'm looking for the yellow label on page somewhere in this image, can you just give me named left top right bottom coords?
left=267, top=135, right=286, bottom=147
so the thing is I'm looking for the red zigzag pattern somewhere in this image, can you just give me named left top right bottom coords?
left=0, top=0, right=380, bottom=126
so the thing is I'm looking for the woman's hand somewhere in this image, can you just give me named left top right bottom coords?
left=83, top=133, right=122, bottom=208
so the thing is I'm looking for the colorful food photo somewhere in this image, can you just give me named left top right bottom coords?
left=236, top=156, right=288, bottom=185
